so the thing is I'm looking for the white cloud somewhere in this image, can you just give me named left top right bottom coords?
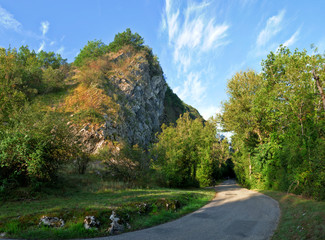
left=162, top=0, right=230, bottom=70
left=161, top=0, right=230, bottom=106
left=203, top=19, right=229, bottom=51
left=40, top=21, right=49, bottom=36
left=200, top=105, right=221, bottom=120
left=174, top=72, right=206, bottom=104
left=282, top=29, right=300, bottom=47
left=57, top=46, right=64, bottom=55
left=0, top=5, right=21, bottom=31
left=37, top=41, right=45, bottom=52
left=256, top=10, right=285, bottom=47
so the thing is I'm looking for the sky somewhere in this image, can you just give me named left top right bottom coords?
left=1, top=0, right=325, bottom=120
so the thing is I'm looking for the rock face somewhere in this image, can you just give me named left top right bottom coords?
left=103, top=52, right=166, bottom=147
left=70, top=46, right=202, bottom=153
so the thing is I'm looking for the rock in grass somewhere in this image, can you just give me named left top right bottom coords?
left=108, top=211, right=125, bottom=234
left=39, top=216, right=65, bottom=228
left=136, top=202, right=151, bottom=215
left=84, top=216, right=100, bottom=230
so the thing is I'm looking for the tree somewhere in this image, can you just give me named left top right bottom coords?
left=74, top=40, right=109, bottom=67
left=108, top=28, right=144, bottom=52
left=37, top=50, right=66, bottom=69
left=222, top=46, right=325, bottom=199
left=152, top=113, right=224, bottom=187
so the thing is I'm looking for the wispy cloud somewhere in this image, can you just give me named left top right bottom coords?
left=161, top=0, right=230, bottom=106
left=37, top=41, right=45, bottom=52
left=40, top=21, right=49, bottom=36
left=203, top=19, right=229, bottom=51
left=282, top=29, right=300, bottom=47
left=256, top=10, right=285, bottom=47
left=174, top=72, right=206, bottom=104
left=57, top=46, right=64, bottom=55
left=0, top=5, right=21, bottom=31
left=162, top=0, right=230, bottom=71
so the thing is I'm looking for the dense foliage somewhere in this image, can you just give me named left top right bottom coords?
left=74, top=40, right=110, bottom=67
left=108, top=28, right=144, bottom=52
left=74, top=28, right=145, bottom=67
left=0, top=107, right=80, bottom=194
left=152, top=113, right=230, bottom=188
left=222, top=46, right=325, bottom=200
left=0, top=46, right=76, bottom=193
left=0, top=46, right=68, bottom=120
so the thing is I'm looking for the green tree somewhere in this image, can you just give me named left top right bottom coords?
left=37, top=50, right=66, bottom=69
left=152, top=113, right=224, bottom=187
left=74, top=40, right=109, bottom=67
left=108, top=28, right=144, bottom=52
left=222, top=46, right=325, bottom=199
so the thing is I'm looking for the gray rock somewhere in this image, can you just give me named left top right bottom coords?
left=39, top=216, right=64, bottom=228
left=75, top=49, right=167, bottom=153
left=108, top=211, right=125, bottom=234
left=84, top=216, right=100, bottom=230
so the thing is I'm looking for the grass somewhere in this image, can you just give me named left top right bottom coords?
left=257, top=190, right=325, bottom=240
left=0, top=173, right=215, bottom=239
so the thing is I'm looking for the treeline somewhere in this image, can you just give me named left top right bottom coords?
left=222, top=46, right=325, bottom=200
left=96, top=114, right=232, bottom=188
left=0, top=45, right=75, bottom=193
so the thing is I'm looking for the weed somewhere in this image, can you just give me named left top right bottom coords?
left=257, top=190, right=325, bottom=240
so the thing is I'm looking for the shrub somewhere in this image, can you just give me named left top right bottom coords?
left=151, top=113, right=225, bottom=188
left=74, top=40, right=110, bottom=67
left=98, top=142, right=149, bottom=184
left=0, top=106, right=79, bottom=192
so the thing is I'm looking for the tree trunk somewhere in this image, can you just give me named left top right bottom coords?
left=313, top=70, right=325, bottom=111
left=249, top=153, right=252, bottom=180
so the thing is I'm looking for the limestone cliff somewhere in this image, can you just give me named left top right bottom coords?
left=65, top=45, right=202, bottom=152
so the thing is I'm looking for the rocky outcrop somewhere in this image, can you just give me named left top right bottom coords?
left=39, top=216, right=65, bottom=228
left=84, top=216, right=100, bottom=230
left=108, top=211, right=125, bottom=234
left=70, top=46, right=202, bottom=153
left=72, top=47, right=166, bottom=152
left=103, top=51, right=166, bottom=147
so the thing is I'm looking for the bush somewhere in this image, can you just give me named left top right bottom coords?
left=97, top=142, right=149, bottom=184
left=0, top=106, right=79, bottom=192
left=74, top=40, right=109, bottom=67
left=151, top=114, right=227, bottom=188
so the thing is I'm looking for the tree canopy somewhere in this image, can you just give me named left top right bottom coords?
left=222, top=46, right=325, bottom=200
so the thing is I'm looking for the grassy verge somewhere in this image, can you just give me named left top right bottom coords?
left=257, top=190, right=325, bottom=240
left=0, top=174, right=215, bottom=239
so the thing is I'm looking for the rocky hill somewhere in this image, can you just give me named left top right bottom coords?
left=63, top=45, right=202, bottom=152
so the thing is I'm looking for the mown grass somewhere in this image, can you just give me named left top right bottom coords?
left=257, top=190, right=325, bottom=240
left=0, top=173, right=215, bottom=239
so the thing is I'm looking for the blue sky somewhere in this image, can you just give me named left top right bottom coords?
left=1, top=0, right=325, bottom=120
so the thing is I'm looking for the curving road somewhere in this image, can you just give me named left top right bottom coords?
left=92, top=180, right=280, bottom=240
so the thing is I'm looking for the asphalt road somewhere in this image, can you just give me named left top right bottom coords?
left=91, top=180, right=280, bottom=240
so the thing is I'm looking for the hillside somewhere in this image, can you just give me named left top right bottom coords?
left=61, top=46, right=203, bottom=153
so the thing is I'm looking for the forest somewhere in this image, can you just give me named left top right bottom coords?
left=221, top=46, right=325, bottom=200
